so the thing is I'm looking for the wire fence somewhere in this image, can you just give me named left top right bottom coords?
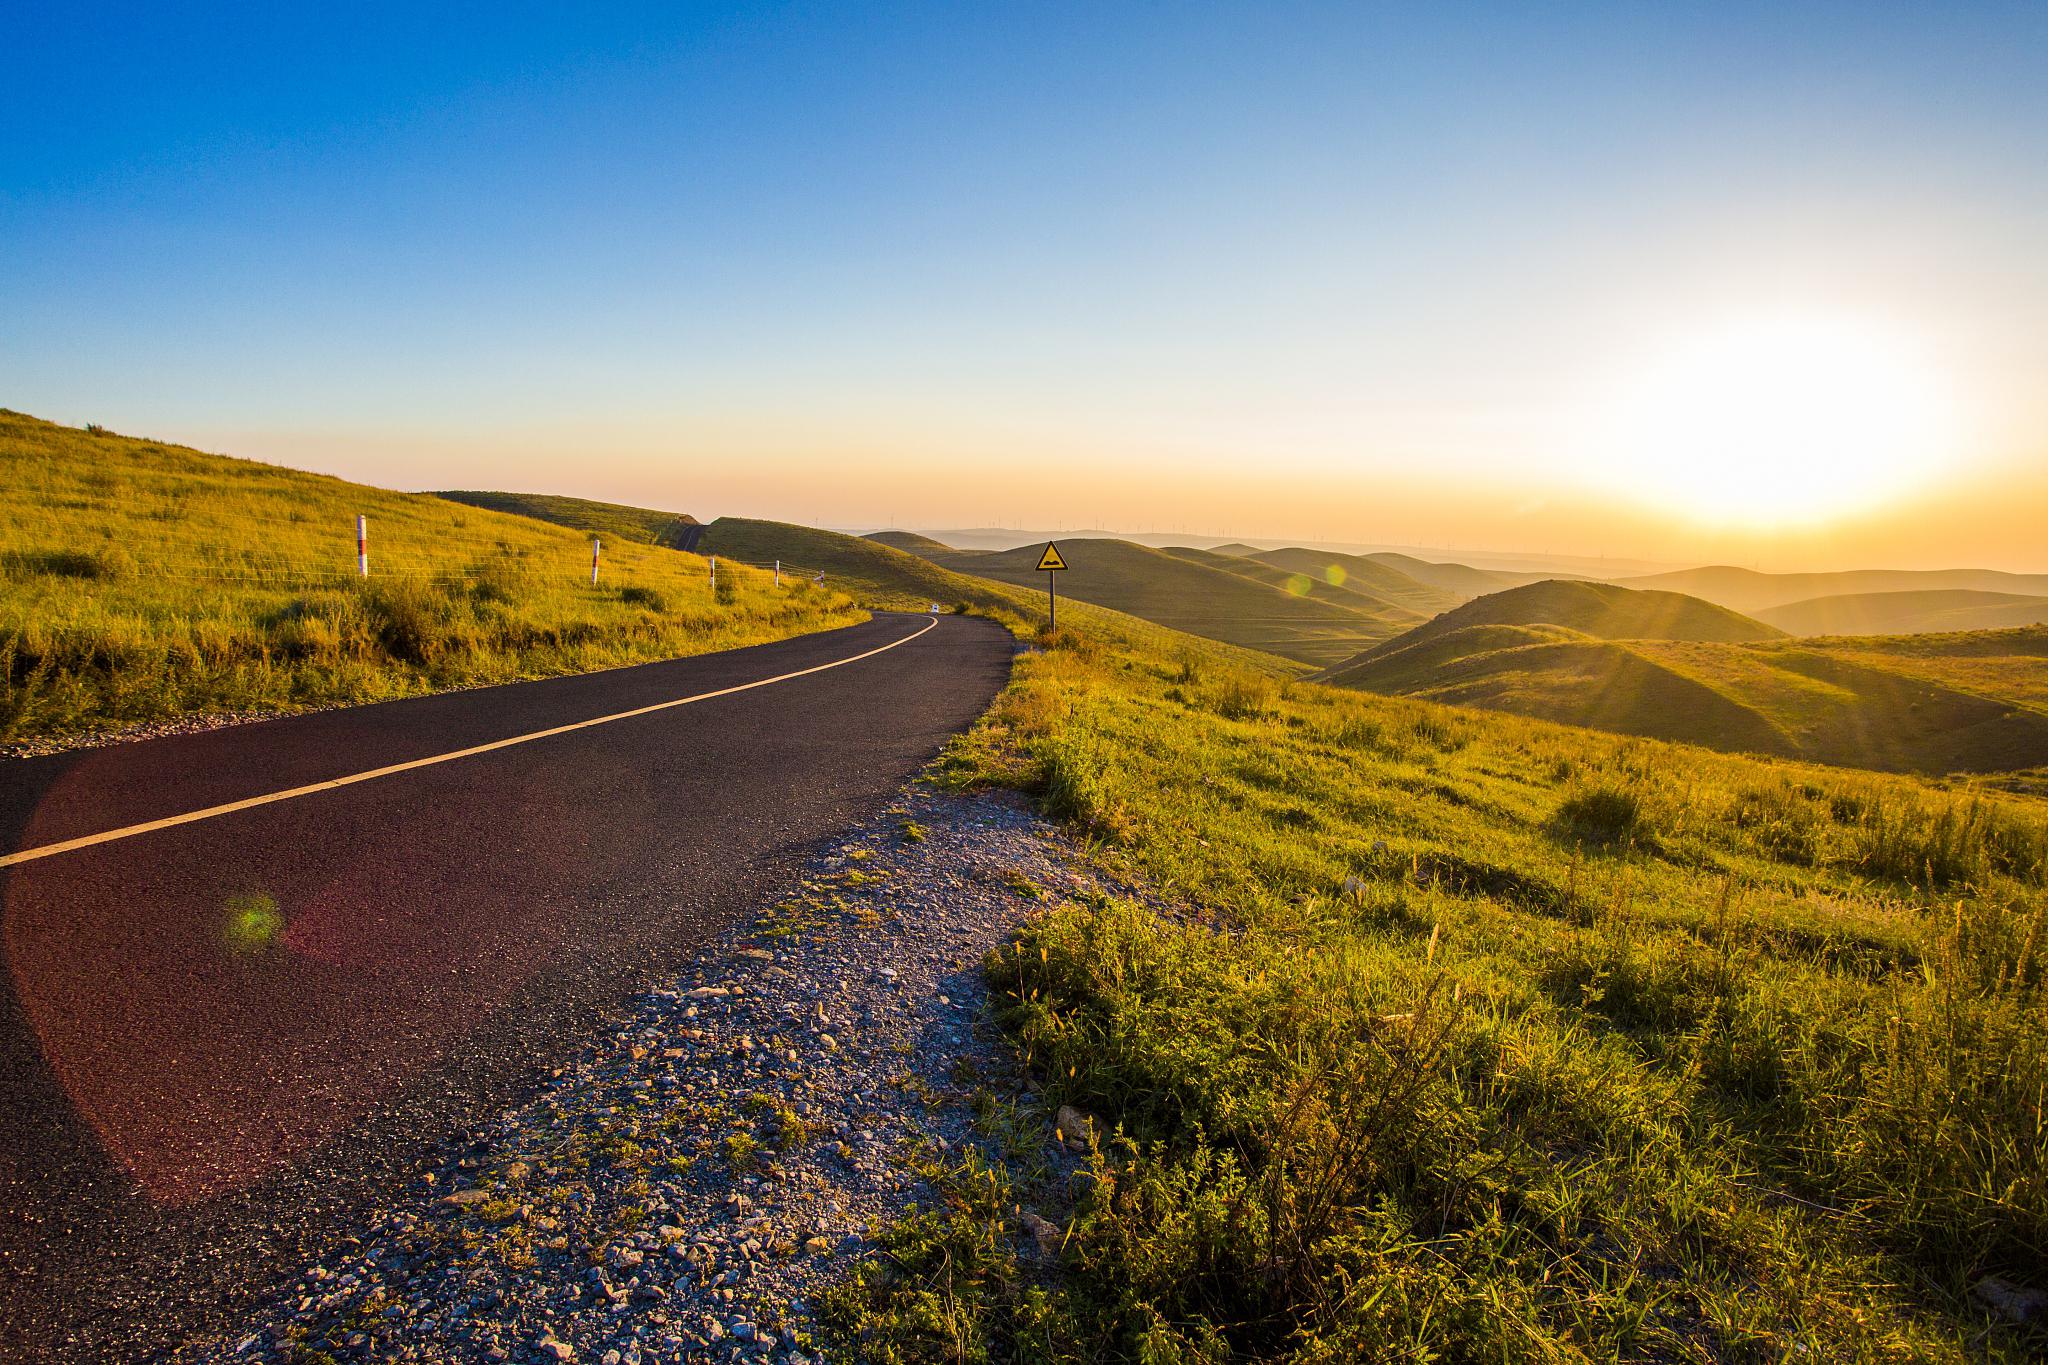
left=1, top=531, right=834, bottom=594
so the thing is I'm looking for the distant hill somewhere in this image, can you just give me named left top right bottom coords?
left=1207, top=542, right=1263, bottom=557
left=1323, top=618, right=2048, bottom=775
left=1154, top=546, right=1430, bottom=624
left=697, top=518, right=1021, bottom=611
left=1360, top=551, right=1525, bottom=598
left=1759, top=589, right=2048, bottom=638
left=1618, top=565, right=2048, bottom=615
left=893, top=536, right=1411, bottom=666
left=862, top=530, right=957, bottom=555
left=435, top=490, right=698, bottom=547
left=1245, top=547, right=1466, bottom=614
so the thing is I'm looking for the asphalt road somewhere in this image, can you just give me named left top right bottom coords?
left=0, top=612, right=1013, bottom=1361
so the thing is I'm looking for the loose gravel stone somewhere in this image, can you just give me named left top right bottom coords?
left=172, top=786, right=1120, bottom=1363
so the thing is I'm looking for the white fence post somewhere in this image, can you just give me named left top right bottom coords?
left=591, top=535, right=601, bottom=586
left=709, top=555, right=717, bottom=589
left=356, top=515, right=368, bottom=578
left=774, top=558, right=781, bottom=587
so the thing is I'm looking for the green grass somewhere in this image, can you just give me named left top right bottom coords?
left=831, top=611, right=2048, bottom=1362
left=0, top=411, right=862, bottom=740
left=433, top=489, right=700, bottom=546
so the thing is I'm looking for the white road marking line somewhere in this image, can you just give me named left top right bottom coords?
left=0, top=615, right=940, bottom=869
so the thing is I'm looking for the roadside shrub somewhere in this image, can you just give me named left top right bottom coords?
left=619, top=584, right=669, bottom=612
left=1556, top=782, right=1647, bottom=846
left=1204, top=671, right=1276, bottom=721
left=1406, top=711, right=1470, bottom=752
left=1039, top=729, right=1133, bottom=842
left=461, top=553, right=535, bottom=606
left=360, top=579, right=450, bottom=665
left=1853, top=793, right=2048, bottom=888
left=1035, top=625, right=1099, bottom=660
left=1, top=547, right=131, bottom=579
left=1729, top=781, right=1823, bottom=866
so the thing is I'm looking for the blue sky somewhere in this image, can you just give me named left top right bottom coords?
left=6, top=3, right=2046, bottom=566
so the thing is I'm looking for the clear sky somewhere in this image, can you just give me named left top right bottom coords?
left=6, top=3, right=2045, bottom=570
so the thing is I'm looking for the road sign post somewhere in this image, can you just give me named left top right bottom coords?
left=1036, top=541, right=1068, bottom=628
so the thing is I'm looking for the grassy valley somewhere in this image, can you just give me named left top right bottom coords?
left=0, top=413, right=861, bottom=742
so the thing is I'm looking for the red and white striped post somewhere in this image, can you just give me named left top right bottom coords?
left=590, top=536, right=601, bottom=586
left=774, top=558, right=781, bottom=587
left=709, top=555, right=717, bottom=588
left=356, top=515, right=368, bottom=577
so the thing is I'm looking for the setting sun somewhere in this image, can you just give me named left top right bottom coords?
left=1592, top=316, right=1958, bottom=528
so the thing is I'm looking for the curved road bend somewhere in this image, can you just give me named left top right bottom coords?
left=0, top=611, right=1013, bottom=1361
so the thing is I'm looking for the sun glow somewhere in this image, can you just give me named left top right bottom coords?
left=1590, top=316, right=1957, bottom=527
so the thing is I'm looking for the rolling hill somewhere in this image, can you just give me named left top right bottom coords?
left=1155, top=545, right=1433, bottom=622
left=893, top=536, right=1415, bottom=666
left=1359, top=551, right=1525, bottom=597
left=1321, top=579, right=1784, bottom=678
left=1244, top=547, right=1467, bottom=614
left=1619, top=564, right=2048, bottom=615
left=1758, top=589, right=2048, bottom=637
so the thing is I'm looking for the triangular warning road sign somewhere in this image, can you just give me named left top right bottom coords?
left=1036, top=542, right=1069, bottom=572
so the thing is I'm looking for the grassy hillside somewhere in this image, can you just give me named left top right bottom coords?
left=1624, top=564, right=2048, bottom=615
left=1325, top=619, right=2048, bottom=775
left=433, top=490, right=698, bottom=546
left=833, top=608, right=2048, bottom=1361
left=0, top=413, right=860, bottom=741
left=1761, top=588, right=2048, bottom=637
left=896, top=536, right=1408, bottom=666
left=1246, top=546, right=1466, bottom=612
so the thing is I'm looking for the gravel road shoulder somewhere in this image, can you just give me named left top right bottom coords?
left=169, top=785, right=1111, bottom=1364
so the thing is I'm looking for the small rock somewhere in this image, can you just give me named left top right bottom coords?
left=1055, top=1105, right=1095, bottom=1151
left=1018, top=1210, right=1064, bottom=1259
left=1975, top=1275, right=2048, bottom=1323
